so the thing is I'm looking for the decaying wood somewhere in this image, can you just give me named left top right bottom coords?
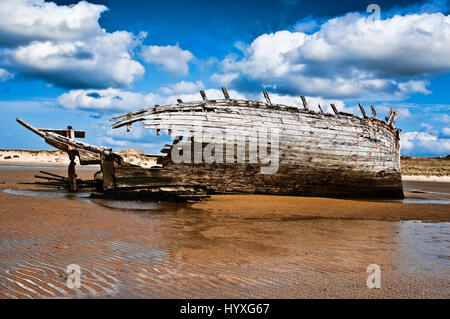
left=107, top=96, right=404, bottom=199
left=16, top=93, right=404, bottom=199
left=39, top=128, right=85, bottom=138
left=387, top=110, right=395, bottom=126
left=392, top=112, right=399, bottom=127
left=330, top=103, right=339, bottom=115
left=222, top=87, right=230, bottom=99
left=317, top=104, right=324, bottom=113
left=28, top=171, right=100, bottom=190
left=263, top=91, right=272, bottom=105
left=39, top=171, right=68, bottom=180
left=370, top=105, right=378, bottom=119
left=358, top=103, right=368, bottom=118
left=200, top=90, right=207, bottom=101
left=300, top=95, right=308, bottom=110
left=16, top=118, right=111, bottom=155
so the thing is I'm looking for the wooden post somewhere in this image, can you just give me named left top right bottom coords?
left=358, top=103, right=368, bottom=118
left=65, top=126, right=77, bottom=192
left=101, top=154, right=115, bottom=191
left=200, top=90, right=207, bottom=101
left=389, top=111, right=398, bottom=127
left=263, top=91, right=272, bottom=105
left=317, top=104, right=324, bottom=113
left=370, top=105, right=378, bottom=119
left=330, top=103, right=339, bottom=115
left=68, top=149, right=77, bottom=192
left=385, top=106, right=393, bottom=122
left=177, top=99, right=183, bottom=104
left=221, top=87, right=230, bottom=99
left=300, top=95, right=308, bottom=110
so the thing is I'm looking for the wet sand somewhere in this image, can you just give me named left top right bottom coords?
left=0, top=165, right=449, bottom=298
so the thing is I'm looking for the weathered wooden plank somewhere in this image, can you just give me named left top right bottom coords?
left=300, top=95, right=308, bottom=110
left=200, top=90, right=207, bottom=101
left=263, top=91, right=272, bottom=105
left=330, top=104, right=339, bottom=115
left=358, top=103, right=368, bottom=118
left=370, top=105, right=378, bottom=119
left=222, top=87, right=230, bottom=99
left=317, top=104, right=324, bottom=113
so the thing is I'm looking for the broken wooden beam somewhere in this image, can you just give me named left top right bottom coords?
left=330, top=103, right=339, bottom=115
left=370, top=105, right=378, bottom=119
left=177, top=99, right=183, bottom=104
left=390, top=111, right=398, bottom=127
left=263, top=91, right=272, bottom=105
left=300, top=95, right=308, bottom=110
left=317, top=104, right=324, bottom=113
left=358, top=103, right=368, bottom=118
left=386, top=109, right=395, bottom=125
left=200, top=90, right=207, bottom=101
left=16, top=118, right=46, bottom=138
left=35, top=175, right=67, bottom=183
left=385, top=106, right=393, bottom=122
left=39, top=128, right=85, bottom=138
left=17, top=118, right=112, bottom=155
left=221, top=87, right=230, bottom=99
left=39, top=171, right=68, bottom=180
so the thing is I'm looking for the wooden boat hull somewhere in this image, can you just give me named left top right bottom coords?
left=110, top=98, right=404, bottom=199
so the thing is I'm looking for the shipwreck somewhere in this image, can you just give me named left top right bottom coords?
left=17, top=88, right=404, bottom=200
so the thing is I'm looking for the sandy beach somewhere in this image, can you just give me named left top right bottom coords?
left=0, top=164, right=449, bottom=299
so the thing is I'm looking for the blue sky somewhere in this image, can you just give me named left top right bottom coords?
left=0, top=0, right=449, bottom=156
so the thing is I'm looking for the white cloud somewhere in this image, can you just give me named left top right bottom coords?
left=210, top=72, right=239, bottom=86
left=0, top=0, right=106, bottom=46
left=57, top=85, right=246, bottom=112
left=57, top=82, right=349, bottom=117
left=439, top=114, right=450, bottom=123
left=402, top=131, right=450, bottom=154
left=141, top=44, right=194, bottom=76
left=259, top=92, right=350, bottom=114
left=443, top=127, right=450, bottom=136
left=0, top=0, right=144, bottom=88
left=159, top=80, right=204, bottom=95
left=58, top=88, right=158, bottom=111
left=214, top=12, right=450, bottom=100
left=0, top=68, right=13, bottom=81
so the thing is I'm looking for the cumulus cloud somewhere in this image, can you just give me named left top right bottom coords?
left=141, top=44, right=194, bottom=76
left=0, top=68, right=13, bottom=81
left=212, top=12, right=450, bottom=100
left=58, top=88, right=158, bottom=111
left=0, top=0, right=145, bottom=88
left=57, top=81, right=350, bottom=117
left=57, top=85, right=246, bottom=112
left=0, top=0, right=106, bottom=46
left=402, top=131, right=450, bottom=154
left=159, top=80, right=204, bottom=95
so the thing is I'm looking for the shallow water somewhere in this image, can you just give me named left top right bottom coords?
left=1, top=168, right=449, bottom=298
left=5, top=187, right=450, bottom=206
left=1, top=188, right=449, bottom=298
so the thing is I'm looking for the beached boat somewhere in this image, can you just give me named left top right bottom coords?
left=17, top=88, right=404, bottom=199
